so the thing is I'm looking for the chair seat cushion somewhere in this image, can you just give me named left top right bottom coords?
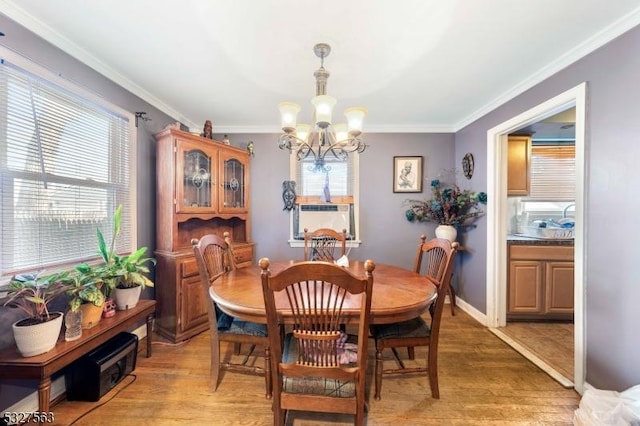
left=214, top=305, right=234, bottom=330
left=370, top=316, right=431, bottom=340
left=221, top=319, right=267, bottom=337
left=214, top=305, right=266, bottom=336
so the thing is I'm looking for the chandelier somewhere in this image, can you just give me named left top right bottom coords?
left=278, top=43, right=368, bottom=173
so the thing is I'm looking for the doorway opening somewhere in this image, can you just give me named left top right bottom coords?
left=485, top=83, right=586, bottom=394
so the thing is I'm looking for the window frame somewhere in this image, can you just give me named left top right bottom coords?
left=288, top=152, right=361, bottom=248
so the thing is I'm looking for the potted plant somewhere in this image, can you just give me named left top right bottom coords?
left=2, top=271, right=71, bottom=357
left=95, top=205, right=155, bottom=310
left=66, top=263, right=106, bottom=329
left=404, top=178, right=488, bottom=241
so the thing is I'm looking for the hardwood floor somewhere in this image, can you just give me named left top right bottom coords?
left=49, top=309, right=580, bottom=425
left=500, top=321, right=574, bottom=383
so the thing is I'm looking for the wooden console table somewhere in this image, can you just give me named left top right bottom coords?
left=0, top=299, right=156, bottom=417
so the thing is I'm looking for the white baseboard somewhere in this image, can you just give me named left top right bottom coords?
left=2, top=323, right=147, bottom=418
left=451, top=295, right=487, bottom=325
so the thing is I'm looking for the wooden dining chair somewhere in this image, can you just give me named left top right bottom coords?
left=369, top=236, right=459, bottom=400
left=416, top=234, right=458, bottom=316
left=303, top=227, right=348, bottom=262
left=192, top=234, right=271, bottom=398
left=260, top=258, right=375, bottom=426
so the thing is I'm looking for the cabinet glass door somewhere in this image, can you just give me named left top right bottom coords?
left=176, top=140, right=217, bottom=213
left=221, top=155, right=246, bottom=211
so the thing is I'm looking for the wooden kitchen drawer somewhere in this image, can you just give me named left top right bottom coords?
left=509, top=245, right=573, bottom=261
left=181, top=258, right=199, bottom=278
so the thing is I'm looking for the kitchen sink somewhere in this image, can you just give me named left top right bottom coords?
left=519, top=225, right=574, bottom=240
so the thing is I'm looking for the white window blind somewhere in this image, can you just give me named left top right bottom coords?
left=529, top=145, right=575, bottom=200
left=0, top=58, right=133, bottom=278
left=291, top=152, right=360, bottom=243
left=295, top=156, right=355, bottom=198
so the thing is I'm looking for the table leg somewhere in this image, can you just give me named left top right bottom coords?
left=448, top=286, right=457, bottom=316
left=38, top=376, right=51, bottom=419
left=146, top=313, right=153, bottom=357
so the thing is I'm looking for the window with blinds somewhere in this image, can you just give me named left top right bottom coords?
left=0, top=58, right=134, bottom=279
left=528, top=145, right=576, bottom=200
left=291, top=153, right=360, bottom=242
left=295, top=156, right=355, bottom=200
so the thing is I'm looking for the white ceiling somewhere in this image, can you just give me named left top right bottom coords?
left=2, top=0, right=640, bottom=133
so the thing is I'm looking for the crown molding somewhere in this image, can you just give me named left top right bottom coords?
left=454, top=5, right=640, bottom=132
left=4, top=0, right=639, bottom=134
left=212, top=124, right=456, bottom=134
left=0, top=0, right=189, bottom=125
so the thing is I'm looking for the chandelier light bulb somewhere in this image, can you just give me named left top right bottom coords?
left=296, top=124, right=311, bottom=142
left=279, top=102, right=301, bottom=132
left=345, top=107, right=367, bottom=135
left=311, top=95, right=336, bottom=128
left=333, top=123, right=349, bottom=143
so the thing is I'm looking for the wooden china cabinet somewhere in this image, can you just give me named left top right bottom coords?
left=154, top=128, right=254, bottom=343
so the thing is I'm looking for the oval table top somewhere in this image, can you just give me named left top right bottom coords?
left=210, top=260, right=438, bottom=325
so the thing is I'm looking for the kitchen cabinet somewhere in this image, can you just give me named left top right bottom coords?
left=507, top=244, right=574, bottom=320
left=507, top=135, right=531, bottom=196
left=154, top=128, right=254, bottom=342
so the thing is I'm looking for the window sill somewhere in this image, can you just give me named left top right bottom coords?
left=288, top=240, right=362, bottom=249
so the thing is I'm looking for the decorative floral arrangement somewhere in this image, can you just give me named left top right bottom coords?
left=404, top=179, right=488, bottom=228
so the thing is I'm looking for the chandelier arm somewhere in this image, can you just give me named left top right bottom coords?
left=296, top=145, right=317, bottom=162
left=278, top=133, right=320, bottom=163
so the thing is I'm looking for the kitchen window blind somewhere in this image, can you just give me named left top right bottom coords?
left=529, top=145, right=576, bottom=200
left=0, top=57, right=135, bottom=279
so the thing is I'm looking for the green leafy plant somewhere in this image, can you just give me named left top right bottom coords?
left=405, top=179, right=488, bottom=228
left=96, top=205, right=155, bottom=296
left=3, top=271, right=72, bottom=324
left=66, top=263, right=106, bottom=312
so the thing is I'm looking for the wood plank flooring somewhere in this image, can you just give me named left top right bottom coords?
left=500, top=321, right=574, bottom=382
left=49, top=309, right=580, bottom=425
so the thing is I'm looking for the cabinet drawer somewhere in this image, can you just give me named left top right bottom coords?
left=181, top=258, right=199, bottom=278
left=509, top=245, right=573, bottom=261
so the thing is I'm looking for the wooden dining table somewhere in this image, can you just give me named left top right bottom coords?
left=210, top=260, right=438, bottom=325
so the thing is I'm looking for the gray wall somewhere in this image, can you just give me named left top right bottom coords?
left=455, top=25, right=640, bottom=390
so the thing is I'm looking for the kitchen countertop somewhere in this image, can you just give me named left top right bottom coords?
left=507, top=234, right=574, bottom=246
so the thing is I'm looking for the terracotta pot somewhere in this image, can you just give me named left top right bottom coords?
left=12, top=312, right=63, bottom=357
left=80, top=302, right=104, bottom=329
left=435, top=224, right=457, bottom=242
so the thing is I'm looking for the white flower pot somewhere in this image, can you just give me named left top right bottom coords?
left=114, top=286, right=142, bottom=310
left=435, top=225, right=457, bottom=242
left=12, top=312, right=63, bottom=357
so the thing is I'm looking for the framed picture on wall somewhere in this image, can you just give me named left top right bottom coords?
left=393, top=156, right=423, bottom=193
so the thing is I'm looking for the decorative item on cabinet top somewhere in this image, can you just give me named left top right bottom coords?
left=201, top=120, right=213, bottom=139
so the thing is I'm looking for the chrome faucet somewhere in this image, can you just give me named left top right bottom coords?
left=563, top=203, right=575, bottom=218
